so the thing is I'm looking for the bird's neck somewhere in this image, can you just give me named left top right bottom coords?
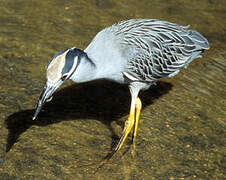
left=70, top=52, right=97, bottom=83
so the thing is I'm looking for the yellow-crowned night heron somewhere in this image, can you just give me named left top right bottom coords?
left=33, top=19, right=209, bottom=153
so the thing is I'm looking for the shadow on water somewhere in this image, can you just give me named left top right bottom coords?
left=4, top=80, right=172, bottom=153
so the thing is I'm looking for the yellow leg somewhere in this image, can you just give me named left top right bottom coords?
left=114, top=98, right=136, bottom=152
left=133, top=98, right=142, bottom=149
left=97, top=90, right=141, bottom=169
left=114, top=97, right=142, bottom=152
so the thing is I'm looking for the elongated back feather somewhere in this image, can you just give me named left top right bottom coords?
left=108, top=19, right=209, bottom=82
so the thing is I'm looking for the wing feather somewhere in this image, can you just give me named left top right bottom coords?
left=109, top=19, right=209, bottom=82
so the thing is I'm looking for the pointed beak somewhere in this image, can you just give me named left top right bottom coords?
left=32, top=83, right=58, bottom=120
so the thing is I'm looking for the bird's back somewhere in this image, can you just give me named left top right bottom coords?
left=85, top=19, right=209, bottom=83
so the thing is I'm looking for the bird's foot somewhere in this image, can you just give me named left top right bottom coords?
left=115, top=98, right=142, bottom=153
left=114, top=111, right=135, bottom=152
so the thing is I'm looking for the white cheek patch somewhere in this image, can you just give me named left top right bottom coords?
left=47, top=50, right=69, bottom=83
left=68, top=56, right=78, bottom=76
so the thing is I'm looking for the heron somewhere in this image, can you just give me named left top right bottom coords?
left=33, top=19, right=209, bottom=153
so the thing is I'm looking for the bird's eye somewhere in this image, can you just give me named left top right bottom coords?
left=61, top=75, right=67, bottom=81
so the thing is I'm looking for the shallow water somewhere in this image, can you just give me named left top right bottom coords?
left=0, top=0, right=225, bottom=179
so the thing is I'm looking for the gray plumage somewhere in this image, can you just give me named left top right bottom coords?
left=33, top=19, right=209, bottom=153
left=84, top=19, right=209, bottom=84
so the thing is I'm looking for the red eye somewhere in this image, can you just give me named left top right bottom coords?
left=61, top=75, right=67, bottom=81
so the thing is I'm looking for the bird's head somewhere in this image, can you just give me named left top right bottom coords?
left=33, top=47, right=83, bottom=120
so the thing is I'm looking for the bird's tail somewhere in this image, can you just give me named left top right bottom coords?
left=188, top=30, right=210, bottom=50
left=183, top=30, right=209, bottom=67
